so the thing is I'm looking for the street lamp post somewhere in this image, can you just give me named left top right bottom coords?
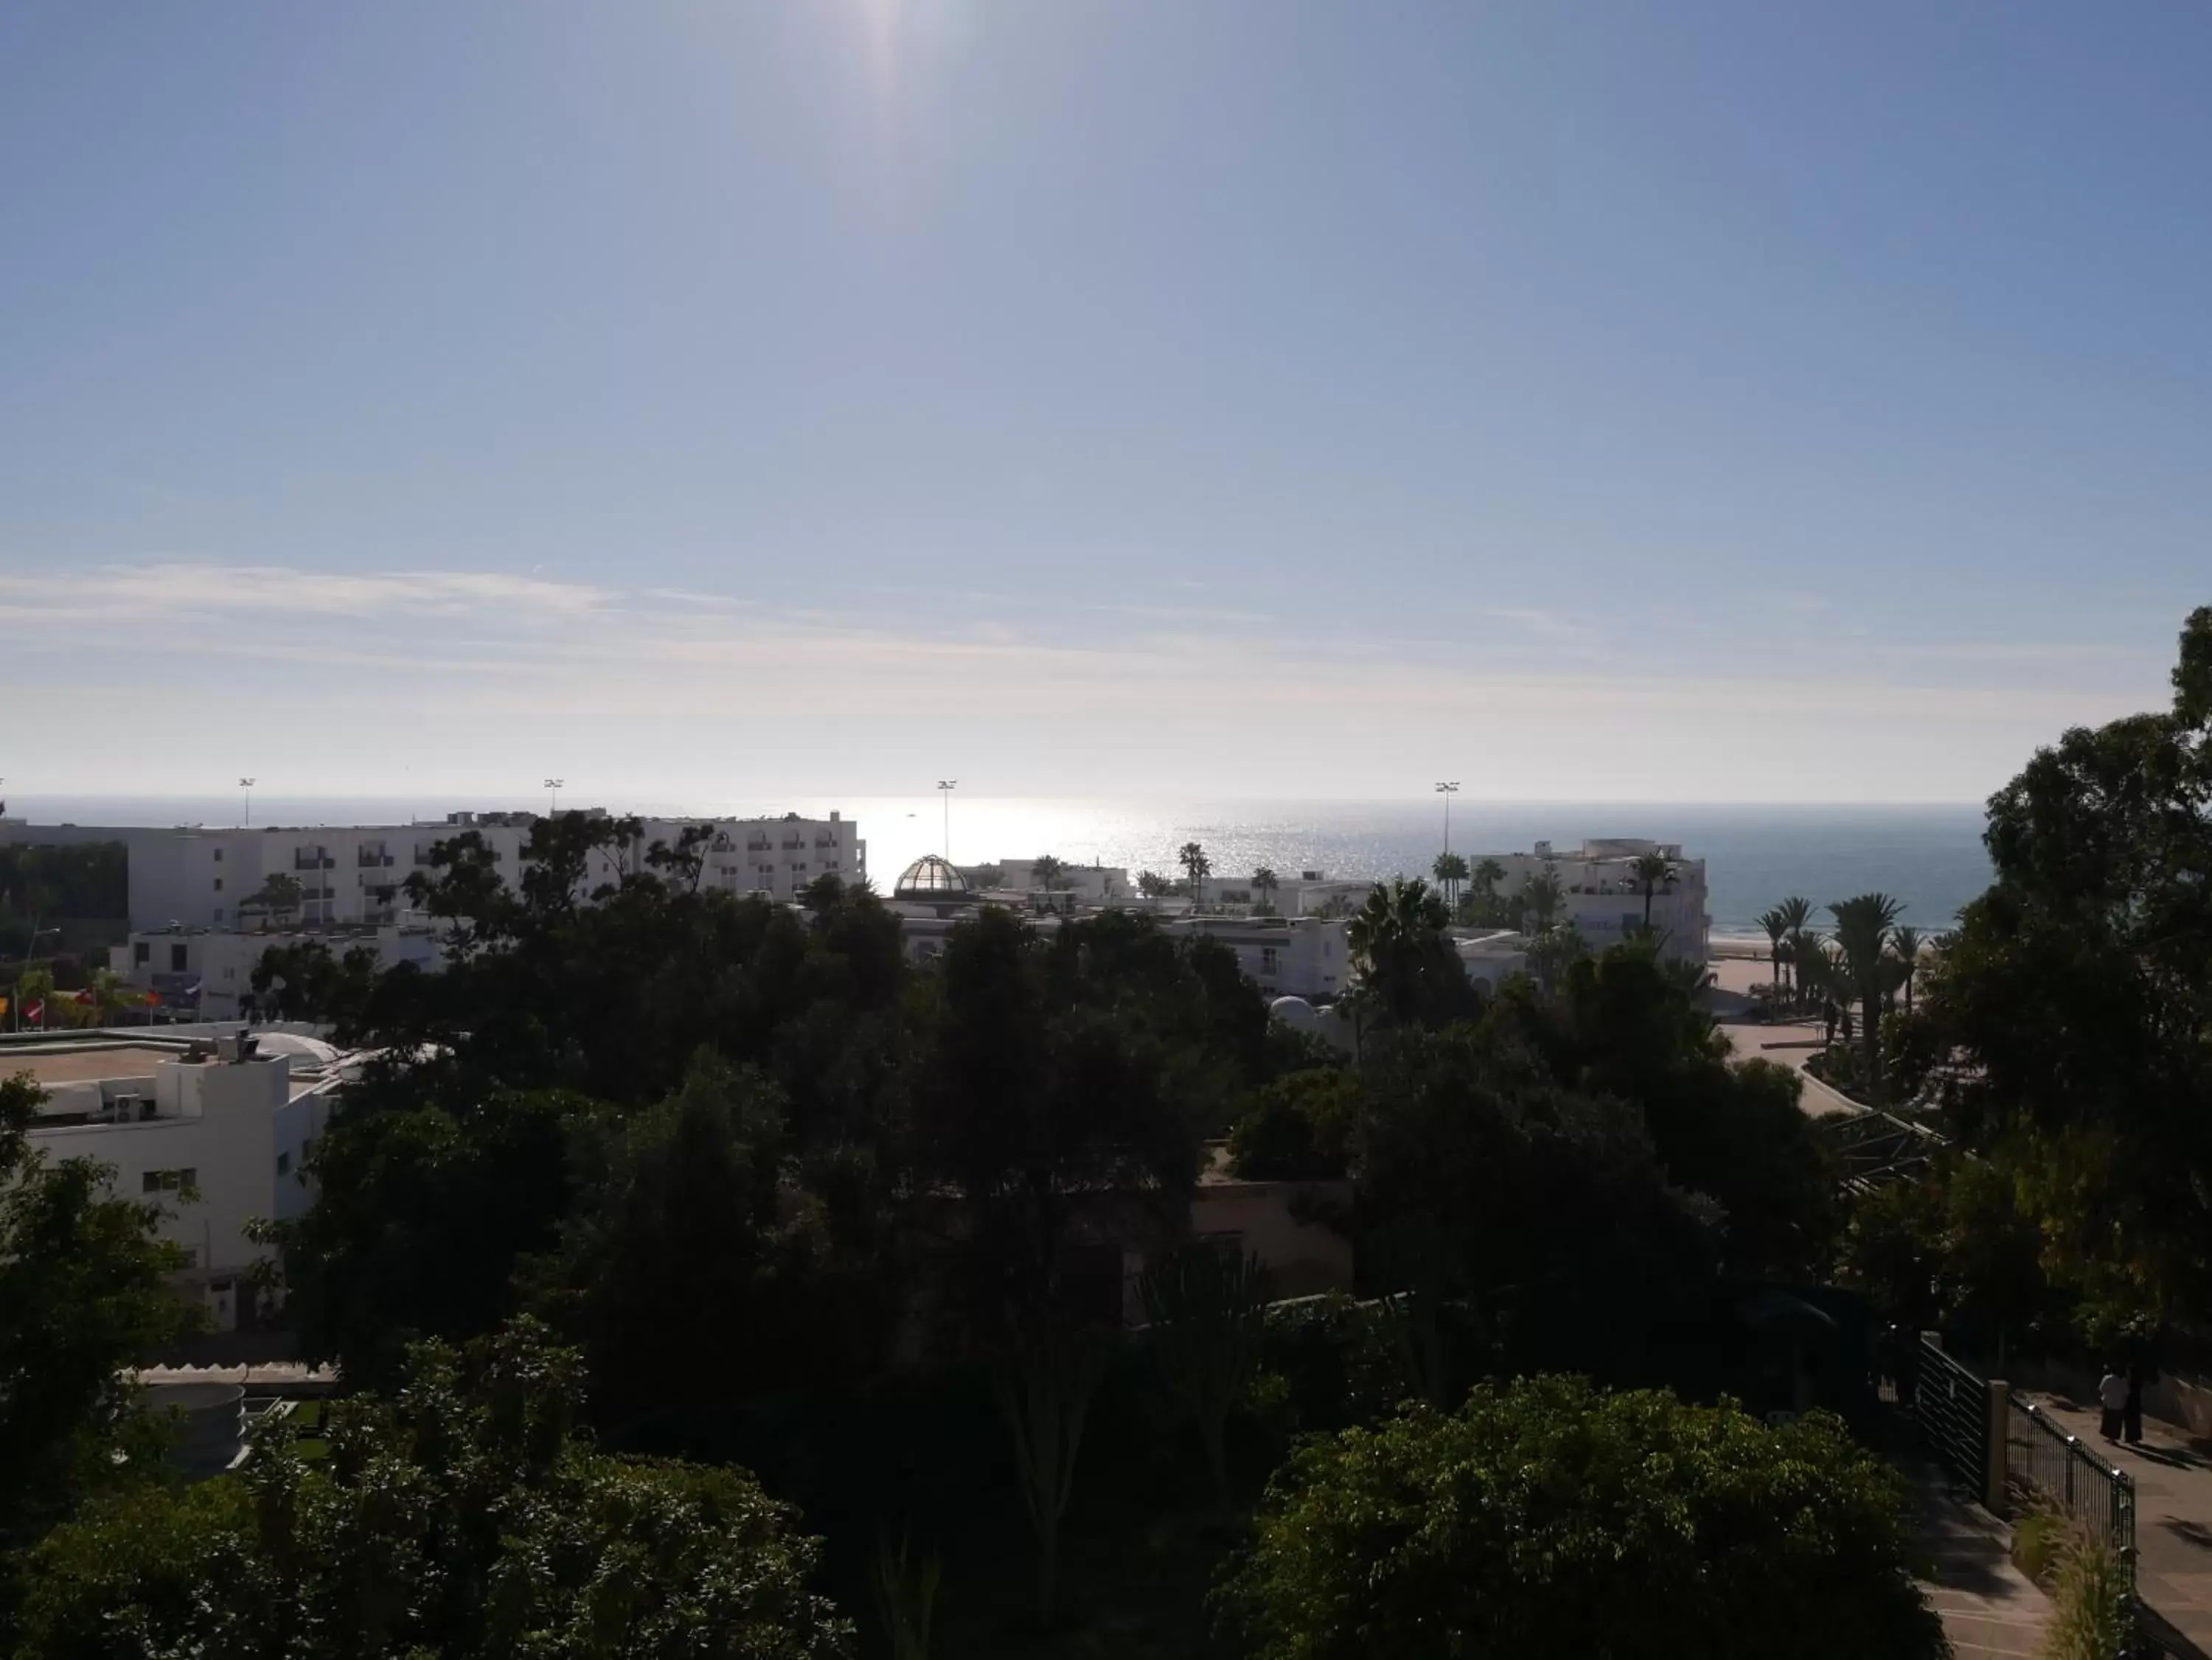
left=545, top=778, right=565, bottom=816
left=240, top=778, right=257, bottom=827
left=936, top=780, right=958, bottom=860
left=1436, top=781, right=1461, bottom=909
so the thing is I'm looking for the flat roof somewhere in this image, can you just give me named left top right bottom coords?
left=4, top=1046, right=175, bottom=1084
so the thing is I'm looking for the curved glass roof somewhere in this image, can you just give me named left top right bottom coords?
left=894, top=854, right=971, bottom=898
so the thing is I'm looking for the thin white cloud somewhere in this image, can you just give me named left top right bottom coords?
left=0, top=562, right=609, bottom=621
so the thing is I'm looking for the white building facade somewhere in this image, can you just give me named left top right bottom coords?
left=0, top=809, right=866, bottom=933
left=18, top=1032, right=335, bottom=1331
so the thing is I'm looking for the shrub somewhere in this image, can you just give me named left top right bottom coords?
left=1217, top=1375, right=1945, bottom=1660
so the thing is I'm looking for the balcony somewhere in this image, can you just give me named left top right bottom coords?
left=293, top=852, right=334, bottom=871
left=358, top=851, right=394, bottom=868
left=780, top=840, right=805, bottom=851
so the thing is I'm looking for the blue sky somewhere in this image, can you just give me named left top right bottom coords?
left=2, top=1, right=2208, bottom=803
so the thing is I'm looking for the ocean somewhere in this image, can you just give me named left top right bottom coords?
left=9, top=795, right=1994, bottom=939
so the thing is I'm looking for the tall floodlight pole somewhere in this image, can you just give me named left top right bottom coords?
left=240, top=778, right=256, bottom=827
left=545, top=778, right=564, bottom=816
left=937, top=780, right=958, bottom=860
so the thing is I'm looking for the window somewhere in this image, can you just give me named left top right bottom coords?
left=276, top=1151, right=291, bottom=1176
left=212, top=848, right=223, bottom=862
left=142, top=1168, right=197, bottom=1193
left=170, top=944, right=188, bottom=972
left=133, top=941, right=150, bottom=966
left=213, top=876, right=223, bottom=891
left=1259, top=946, right=1280, bottom=974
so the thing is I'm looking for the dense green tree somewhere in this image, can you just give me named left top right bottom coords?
left=1227, top=1067, right=1358, bottom=1180
left=1217, top=1375, right=1944, bottom=1660
left=1139, top=1246, right=1270, bottom=1513
left=908, top=907, right=1212, bottom=1626
left=1357, top=1025, right=1711, bottom=1384
left=1933, top=606, right=2212, bottom=1324
left=15, top=1320, right=854, bottom=1660
left=0, top=1075, right=193, bottom=1631
left=1529, top=944, right=1837, bottom=1277
left=533, top=1053, right=898, bottom=1423
left=268, top=1088, right=594, bottom=1392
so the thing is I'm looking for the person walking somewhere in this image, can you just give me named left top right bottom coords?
left=2125, top=1359, right=2155, bottom=1445
left=2098, top=1367, right=2128, bottom=1442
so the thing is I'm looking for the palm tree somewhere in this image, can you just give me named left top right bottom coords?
left=1430, top=851, right=1469, bottom=913
left=1795, top=938, right=1843, bottom=1046
left=1888, top=925, right=1924, bottom=1015
left=1756, top=907, right=1789, bottom=1002
left=1251, top=866, right=1279, bottom=915
left=1775, top=896, right=1815, bottom=997
left=88, top=966, right=133, bottom=1027
left=1517, top=865, right=1563, bottom=933
left=1630, top=852, right=1677, bottom=933
left=1030, top=854, right=1068, bottom=892
left=1347, top=878, right=1451, bottom=1027
left=1829, top=892, right=1905, bottom=1106
left=1178, top=842, right=1211, bottom=910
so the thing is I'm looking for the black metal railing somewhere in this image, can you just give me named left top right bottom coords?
left=1912, top=1338, right=1989, bottom=1497
left=2006, top=1396, right=2136, bottom=1570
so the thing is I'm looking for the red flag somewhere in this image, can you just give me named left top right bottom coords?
left=73, top=988, right=95, bottom=1005
left=145, top=989, right=162, bottom=1006
left=24, top=1000, right=43, bottom=1025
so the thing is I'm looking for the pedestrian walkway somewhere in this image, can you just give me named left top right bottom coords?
left=2025, top=1392, right=2212, bottom=1653
left=1913, top=1469, right=2052, bottom=1659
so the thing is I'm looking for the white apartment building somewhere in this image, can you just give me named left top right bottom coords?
left=967, top=859, right=1133, bottom=904
left=1161, top=915, right=1349, bottom=1002
left=0, top=809, right=866, bottom=932
left=1454, top=839, right=1710, bottom=964
left=110, top=923, right=442, bottom=1022
left=13, top=1030, right=338, bottom=1331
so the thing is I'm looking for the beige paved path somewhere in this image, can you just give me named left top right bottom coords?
left=2027, top=1392, right=2212, bottom=1653
left=1913, top=1474, right=2053, bottom=1659
left=1703, top=958, right=1865, bottom=1117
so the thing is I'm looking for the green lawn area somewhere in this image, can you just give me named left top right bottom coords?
left=283, top=1399, right=329, bottom=1460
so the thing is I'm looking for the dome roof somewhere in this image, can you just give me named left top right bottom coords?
left=894, top=854, right=971, bottom=899
left=1269, top=995, right=1319, bottom=1031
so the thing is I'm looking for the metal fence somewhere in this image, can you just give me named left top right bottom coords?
left=1912, top=1338, right=1989, bottom=1498
left=2006, top=1395, right=2137, bottom=1568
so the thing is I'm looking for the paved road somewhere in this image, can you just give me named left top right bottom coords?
left=2027, top=1392, right=2212, bottom=1653
left=1913, top=1471, right=2052, bottom=1659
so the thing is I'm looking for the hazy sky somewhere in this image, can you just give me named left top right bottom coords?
left=3, top=3, right=2207, bottom=803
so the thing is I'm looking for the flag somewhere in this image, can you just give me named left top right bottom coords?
left=73, top=988, right=95, bottom=1005
left=145, top=989, right=162, bottom=1006
left=24, top=1000, right=43, bottom=1025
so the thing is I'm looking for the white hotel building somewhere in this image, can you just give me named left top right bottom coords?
left=0, top=809, right=866, bottom=933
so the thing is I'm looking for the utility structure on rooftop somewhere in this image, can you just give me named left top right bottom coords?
left=937, top=779, right=957, bottom=859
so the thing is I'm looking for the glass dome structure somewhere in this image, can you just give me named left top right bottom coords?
left=894, top=854, right=971, bottom=899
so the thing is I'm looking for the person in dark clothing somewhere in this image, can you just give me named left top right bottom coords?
left=2126, top=1360, right=2156, bottom=1445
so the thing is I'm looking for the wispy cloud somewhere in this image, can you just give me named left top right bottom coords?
left=0, top=562, right=610, bottom=621
left=0, top=560, right=2174, bottom=802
